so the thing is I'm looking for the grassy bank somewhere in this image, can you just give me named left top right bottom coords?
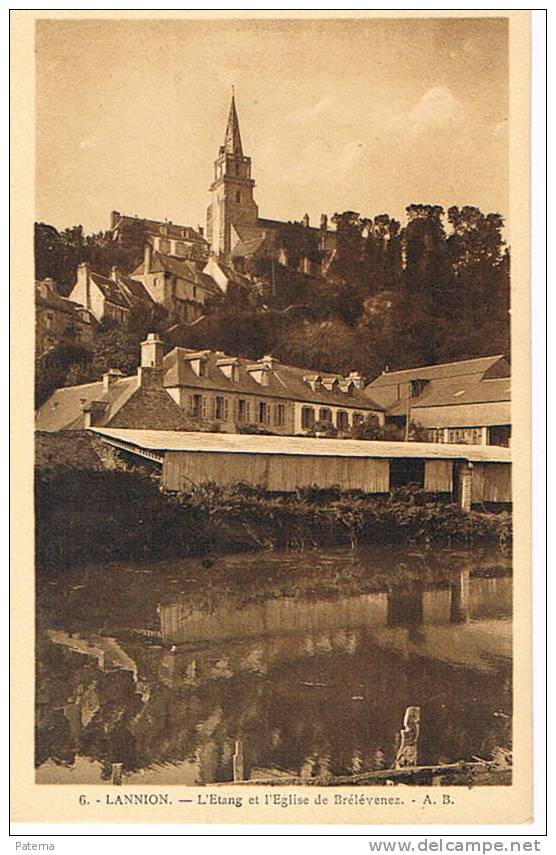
left=36, top=466, right=512, bottom=571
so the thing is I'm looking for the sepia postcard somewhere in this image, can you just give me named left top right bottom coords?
left=11, top=10, right=534, bottom=826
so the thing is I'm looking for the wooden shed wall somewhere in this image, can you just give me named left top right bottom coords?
left=424, top=459, right=453, bottom=492
left=471, top=463, right=512, bottom=504
left=162, top=451, right=390, bottom=493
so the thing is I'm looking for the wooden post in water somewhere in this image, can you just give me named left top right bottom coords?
left=233, top=738, right=244, bottom=783
left=111, top=762, right=123, bottom=785
left=394, top=706, right=420, bottom=769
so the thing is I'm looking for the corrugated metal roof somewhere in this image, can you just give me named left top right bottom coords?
left=91, top=427, right=511, bottom=463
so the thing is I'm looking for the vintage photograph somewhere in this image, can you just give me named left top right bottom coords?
left=30, top=13, right=517, bottom=796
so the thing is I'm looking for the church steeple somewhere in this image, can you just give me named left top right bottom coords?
left=223, top=89, right=243, bottom=155
left=207, top=90, right=259, bottom=257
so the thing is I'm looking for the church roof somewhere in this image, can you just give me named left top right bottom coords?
left=223, top=93, right=243, bottom=155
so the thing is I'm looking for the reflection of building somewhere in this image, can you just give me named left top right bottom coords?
left=365, top=355, right=511, bottom=447
left=35, top=278, right=96, bottom=354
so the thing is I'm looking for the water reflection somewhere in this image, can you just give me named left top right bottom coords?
left=35, top=546, right=512, bottom=785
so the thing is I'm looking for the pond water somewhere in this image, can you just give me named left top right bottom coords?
left=35, top=544, right=512, bottom=785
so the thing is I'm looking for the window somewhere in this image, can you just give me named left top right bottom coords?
left=353, top=412, right=365, bottom=426
left=237, top=399, right=250, bottom=423
left=318, top=408, right=332, bottom=424
left=159, top=238, right=171, bottom=254
left=193, top=286, right=198, bottom=300
left=175, top=241, right=187, bottom=257
left=259, top=401, right=270, bottom=425
left=274, top=403, right=285, bottom=427
left=301, top=406, right=315, bottom=430
left=410, top=379, right=428, bottom=398
left=446, top=427, right=483, bottom=445
left=427, top=428, right=445, bottom=444
left=45, top=312, right=54, bottom=329
left=214, top=396, right=228, bottom=421
left=235, top=163, right=239, bottom=176
left=236, top=191, right=241, bottom=204
left=190, top=394, right=203, bottom=419
left=337, top=411, right=349, bottom=430
left=198, top=360, right=207, bottom=378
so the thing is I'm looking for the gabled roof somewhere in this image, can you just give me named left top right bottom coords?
left=410, top=377, right=511, bottom=409
left=134, top=253, right=220, bottom=295
left=112, top=214, right=207, bottom=245
left=35, top=281, right=95, bottom=322
left=116, top=273, right=155, bottom=306
left=231, top=233, right=274, bottom=259
left=89, top=272, right=130, bottom=309
left=366, top=355, right=509, bottom=390
left=163, top=348, right=382, bottom=410
left=35, top=375, right=139, bottom=432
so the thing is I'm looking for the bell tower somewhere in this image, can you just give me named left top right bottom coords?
left=207, top=90, right=259, bottom=257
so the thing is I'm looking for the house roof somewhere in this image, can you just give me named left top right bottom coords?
left=89, top=272, right=131, bottom=309
left=366, top=355, right=509, bottom=390
left=409, top=377, right=511, bottom=409
left=163, top=348, right=382, bottom=411
left=112, top=214, right=207, bottom=245
left=35, top=281, right=95, bottom=323
left=257, top=216, right=336, bottom=237
left=231, top=233, right=274, bottom=259
left=133, top=253, right=220, bottom=295
left=35, top=375, right=139, bottom=431
left=91, top=427, right=511, bottom=463
left=116, top=273, right=155, bottom=306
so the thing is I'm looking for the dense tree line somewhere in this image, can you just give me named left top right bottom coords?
left=35, top=203, right=510, bottom=402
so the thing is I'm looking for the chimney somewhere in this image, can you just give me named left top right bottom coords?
left=110, top=210, right=121, bottom=230
left=302, top=213, right=310, bottom=228
left=139, top=333, right=165, bottom=387
left=144, top=242, right=152, bottom=273
left=320, top=213, right=328, bottom=231
left=102, top=368, right=124, bottom=393
left=76, top=262, right=91, bottom=309
left=348, top=371, right=365, bottom=390
left=197, top=225, right=204, bottom=237
left=110, top=266, right=118, bottom=282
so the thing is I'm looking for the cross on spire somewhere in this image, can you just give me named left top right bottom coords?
left=223, top=89, right=243, bottom=155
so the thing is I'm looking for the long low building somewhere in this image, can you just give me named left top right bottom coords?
left=91, top=427, right=511, bottom=508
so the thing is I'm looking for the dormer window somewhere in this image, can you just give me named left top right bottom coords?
left=160, top=223, right=168, bottom=235
left=189, top=356, right=208, bottom=378
left=247, top=364, right=270, bottom=386
left=236, top=191, right=241, bottom=204
left=303, top=374, right=322, bottom=392
left=322, top=377, right=340, bottom=393
left=410, top=379, right=428, bottom=398
left=217, top=358, right=240, bottom=382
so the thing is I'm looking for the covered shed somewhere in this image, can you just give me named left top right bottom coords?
left=91, top=429, right=511, bottom=508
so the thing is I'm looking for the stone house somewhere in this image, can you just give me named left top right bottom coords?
left=35, top=278, right=96, bottom=355
left=35, top=334, right=193, bottom=432
left=67, top=263, right=155, bottom=326
left=163, top=348, right=383, bottom=436
left=131, top=244, right=220, bottom=323
left=365, top=355, right=511, bottom=447
left=110, top=211, right=209, bottom=261
left=36, top=336, right=383, bottom=437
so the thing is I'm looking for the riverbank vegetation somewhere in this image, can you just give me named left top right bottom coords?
left=36, top=465, right=512, bottom=571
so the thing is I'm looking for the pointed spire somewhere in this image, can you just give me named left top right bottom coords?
left=223, top=88, right=243, bottom=155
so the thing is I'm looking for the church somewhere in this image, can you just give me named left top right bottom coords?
left=206, top=91, right=336, bottom=265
